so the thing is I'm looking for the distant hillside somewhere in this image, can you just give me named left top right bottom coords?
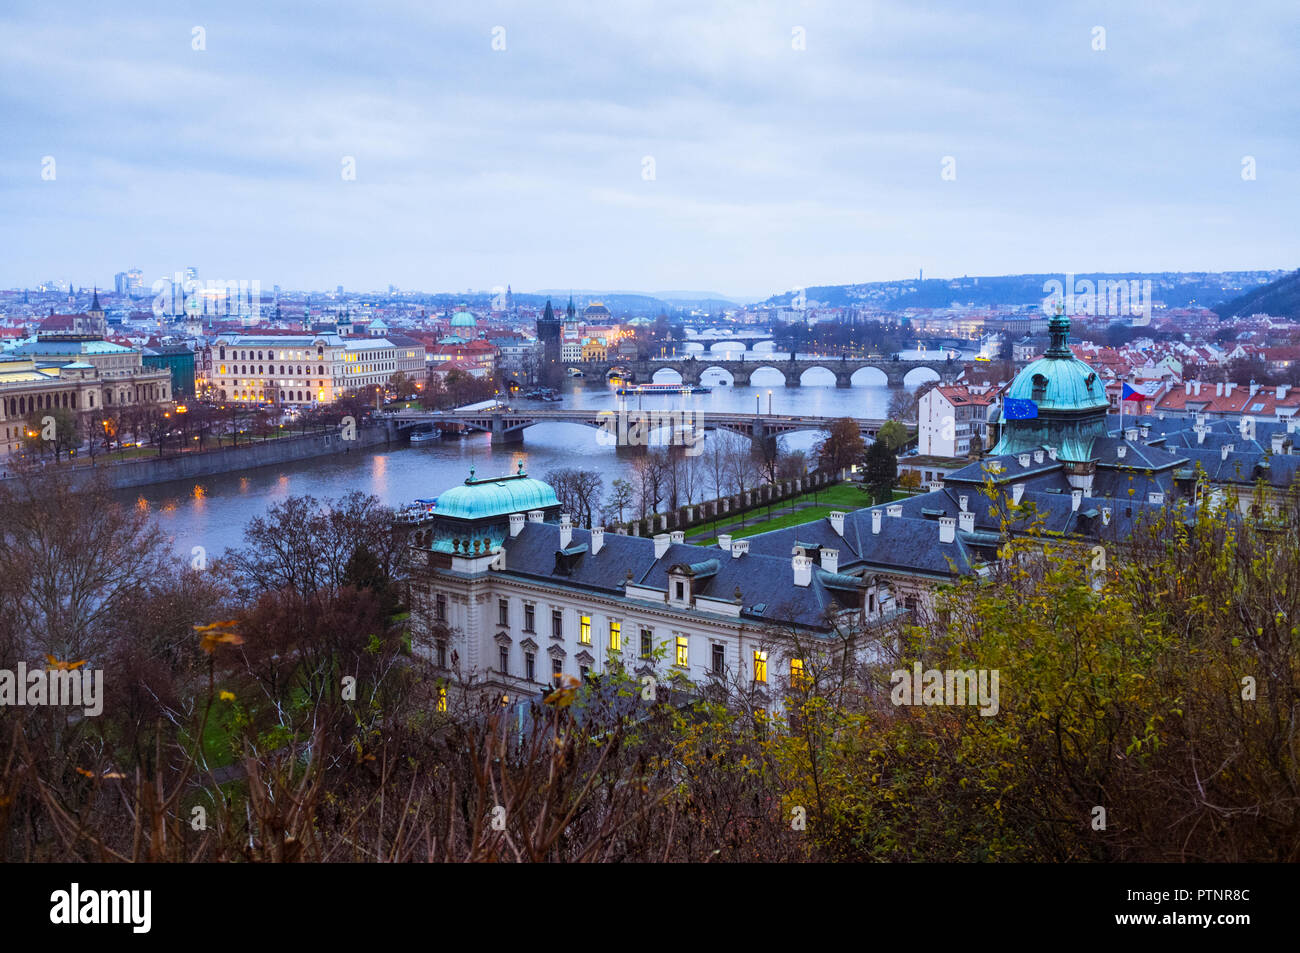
left=764, top=271, right=1286, bottom=311
left=1213, top=269, right=1300, bottom=319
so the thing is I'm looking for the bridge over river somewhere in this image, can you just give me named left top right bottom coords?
left=564, top=354, right=959, bottom=388
left=382, top=407, right=890, bottom=448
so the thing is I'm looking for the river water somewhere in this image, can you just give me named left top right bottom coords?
left=134, top=345, right=964, bottom=558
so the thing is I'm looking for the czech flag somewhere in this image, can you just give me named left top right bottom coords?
left=1121, top=383, right=1148, bottom=402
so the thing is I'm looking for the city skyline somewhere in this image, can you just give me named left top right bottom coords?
left=3, top=1, right=1299, bottom=295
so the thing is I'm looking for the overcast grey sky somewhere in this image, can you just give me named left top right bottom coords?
left=2, top=0, right=1297, bottom=297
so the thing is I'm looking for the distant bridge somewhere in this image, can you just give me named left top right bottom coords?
left=383, top=407, right=890, bottom=447
left=563, top=355, right=957, bottom=388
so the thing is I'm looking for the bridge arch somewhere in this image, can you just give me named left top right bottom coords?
left=797, top=365, right=838, bottom=387
left=850, top=366, right=889, bottom=386
left=651, top=367, right=684, bottom=384
left=708, top=340, right=747, bottom=355
left=747, top=366, right=787, bottom=387
left=903, top=365, right=942, bottom=388
left=699, top=365, right=735, bottom=386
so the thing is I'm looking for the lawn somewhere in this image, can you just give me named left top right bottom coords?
left=686, top=481, right=913, bottom=544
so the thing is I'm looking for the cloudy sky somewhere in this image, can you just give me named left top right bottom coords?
left=2, top=0, right=1297, bottom=297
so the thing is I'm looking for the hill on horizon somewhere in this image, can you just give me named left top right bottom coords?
left=1213, top=269, right=1300, bottom=320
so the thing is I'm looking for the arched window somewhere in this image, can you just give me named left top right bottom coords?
left=318, top=365, right=324, bottom=375
left=1031, top=374, right=1048, bottom=403
left=280, top=365, right=285, bottom=375
left=258, top=365, right=263, bottom=375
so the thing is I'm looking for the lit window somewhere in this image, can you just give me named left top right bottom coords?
left=675, top=635, right=689, bottom=667
left=790, top=658, right=808, bottom=690
left=436, top=684, right=447, bottom=712
left=580, top=615, right=591, bottom=645
left=609, top=620, right=621, bottom=651
left=640, top=628, right=653, bottom=659
left=753, top=650, right=768, bottom=683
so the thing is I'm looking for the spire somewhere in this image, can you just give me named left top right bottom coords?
left=542, top=298, right=554, bottom=322
left=90, top=286, right=102, bottom=311
left=1045, top=299, right=1072, bottom=359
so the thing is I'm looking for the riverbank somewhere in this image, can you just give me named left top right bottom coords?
left=9, top=425, right=394, bottom=491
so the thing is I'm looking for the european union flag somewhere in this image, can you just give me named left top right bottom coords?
left=1003, top=397, right=1038, bottom=420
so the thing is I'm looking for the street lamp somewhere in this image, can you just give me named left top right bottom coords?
left=767, top=389, right=772, bottom=416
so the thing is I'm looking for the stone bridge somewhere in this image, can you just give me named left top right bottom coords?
left=564, top=355, right=957, bottom=388
left=383, top=407, right=890, bottom=448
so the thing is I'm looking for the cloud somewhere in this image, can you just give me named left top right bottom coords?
left=1, top=0, right=1297, bottom=295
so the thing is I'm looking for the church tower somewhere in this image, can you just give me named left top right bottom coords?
left=537, top=298, right=562, bottom=388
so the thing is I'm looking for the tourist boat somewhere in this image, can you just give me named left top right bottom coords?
left=410, top=429, right=440, bottom=445
left=615, top=383, right=711, bottom=396
left=396, top=498, right=438, bottom=523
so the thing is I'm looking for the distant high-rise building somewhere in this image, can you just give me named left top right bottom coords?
left=185, top=267, right=198, bottom=282
left=337, top=285, right=344, bottom=295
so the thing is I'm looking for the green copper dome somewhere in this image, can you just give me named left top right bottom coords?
left=993, top=309, right=1110, bottom=461
left=433, top=465, right=559, bottom=521
left=1002, top=354, right=1108, bottom=412
left=449, top=310, right=478, bottom=328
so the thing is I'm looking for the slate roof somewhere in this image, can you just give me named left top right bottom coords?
left=499, top=524, right=854, bottom=631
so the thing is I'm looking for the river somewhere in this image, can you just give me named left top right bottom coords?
left=132, top=345, right=966, bottom=558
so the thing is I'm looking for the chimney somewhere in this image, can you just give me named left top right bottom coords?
left=959, top=494, right=969, bottom=512
left=1046, top=447, right=1058, bottom=460
left=1272, top=433, right=1285, bottom=454
left=820, top=548, right=839, bottom=573
left=792, top=554, right=813, bottom=587
left=1124, top=428, right=1138, bottom=441
left=938, top=516, right=956, bottom=544
left=829, top=510, right=846, bottom=536
left=958, top=510, right=975, bottom=534
left=509, top=512, right=526, bottom=537
left=1117, top=445, right=1127, bottom=459
left=717, top=533, right=732, bottom=552
left=1226, top=383, right=1236, bottom=396
left=1278, top=385, right=1289, bottom=400
left=1102, top=506, right=1112, bottom=526
left=1250, top=381, right=1259, bottom=397
left=1184, top=381, right=1191, bottom=395
left=1195, top=413, right=1206, bottom=428
left=887, top=504, right=903, bottom=518
left=527, top=509, right=544, bottom=523
left=928, top=480, right=944, bottom=492
left=1194, top=381, right=1202, bottom=396
left=1071, top=488, right=1083, bottom=511
left=1216, top=382, right=1224, bottom=397
left=1140, top=425, right=1150, bottom=439
left=1239, top=417, right=1251, bottom=438
left=1221, top=444, right=1231, bottom=461
left=1289, top=419, right=1300, bottom=434
left=670, top=530, right=685, bottom=545
left=731, top=539, right=749, bottom=559
left=872, top=509, right=882, bottom=534
left=1018, top=453, right=1031, bottom=468
left=1033, top=449, right=1044, bottom=464
left=1148, top=492, right=1164, bottom=505
left=1011, top=483, right=1025, bottom=505
left=559, top=514, right=573, bottom=549
left=1196, top=427, right=1206, bottom=445
left=653, top=533, right=670, bottom=558
left=590, top=527, right=605, bottom=555
left=1157, top=411, right=1165, bottom=420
